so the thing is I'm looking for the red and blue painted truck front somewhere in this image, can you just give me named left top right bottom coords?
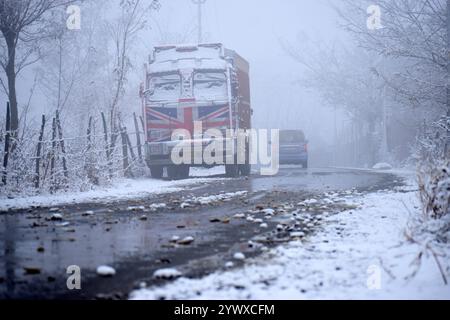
left=141, top=43, right=252, bottom=179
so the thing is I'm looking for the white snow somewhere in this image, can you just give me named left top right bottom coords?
left=50, top=213, right=63, bottom=220
left=290, top=231, right=305, bottom=238
left=180, top=191, right=247, bottom=207
left=233, top=252, right=246, bottom=261
left=261, top=208, right=275, bottom=215
left=96, top=265, right=116, bottom=277
left=300, top=198, right=318, bottom=205
left=0, top=177, right=224, bottom=211
left=189, top=166, right=226, bottom=177
left=373, top=163, right=393, bottom=170
left=149, top=203, right=166, bottom=211
left=130, top=177, right=450, bottom=300
left=127, top=205, right=145, bottom=211
left=177, top=236, right=195, bottom=245
left=153, top=268, right=182, bottom=279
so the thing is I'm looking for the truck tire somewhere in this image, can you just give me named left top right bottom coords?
left=167, top=166, right=178, bottom=180
left=239, top=164, right=251, bottom=176
left=149, top=165, right=163, bottom=179
left=178, top=165, right=190, bottom=179
left=225, top=164, right=239, bottom=177
left=238, top=142, right=251, bottom=176
left=302, top=160, right=308, bottom=169
left=167, top=165, right=190, bottom=180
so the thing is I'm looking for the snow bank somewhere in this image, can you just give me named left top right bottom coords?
left=153, top=268, right=182, bottom=280
left=0, top=177, right=224, bottom=211
left=130, top=179, right=450, bottom=300
left=372, top=163, right=393, bottom=170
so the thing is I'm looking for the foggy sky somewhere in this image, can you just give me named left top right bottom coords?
left=1, top=0, right=349, bottom=156
left=146, top=0, right=344, bottom=139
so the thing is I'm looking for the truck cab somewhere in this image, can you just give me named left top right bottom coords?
left=141, top=43, right=252, bottom=179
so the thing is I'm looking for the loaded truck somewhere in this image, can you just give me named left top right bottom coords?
left=140, top=43, right=252, bottom=179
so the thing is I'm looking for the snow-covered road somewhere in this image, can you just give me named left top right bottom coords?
left=3, top=167, right=447, bottom=299
left=131, top=177, right=450, bottom=300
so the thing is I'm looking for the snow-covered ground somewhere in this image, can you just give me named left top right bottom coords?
left=0, top=168, right=225, bottom=211
left=190, top=166, right=225, bottom=176
left=131, top=174, right=450, bottom=300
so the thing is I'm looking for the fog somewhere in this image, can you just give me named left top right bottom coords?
left=0, top=0, right=449, bottom=300
left=0, top=0, right=447, bottom=189
left=3, top=1, right=343, bottom=165
left=144, top=0, right=347, bottom=165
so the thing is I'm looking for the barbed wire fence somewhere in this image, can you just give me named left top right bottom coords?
left=0, top=103, right=148, bottom=197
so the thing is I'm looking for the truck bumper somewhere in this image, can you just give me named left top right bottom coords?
left=145, top=138, right=237, bottom=166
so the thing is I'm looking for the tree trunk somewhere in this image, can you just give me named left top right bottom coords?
left=101, top=112, right=112, bottom=179
left=86, top=116, right=93, bottom=152
left=34, top=115, right=46, bottom=189
left=85, top=116, right=98, bottom=185
left=50, top=118, right=57, bottom=193
left=124, top=126, right=136, bottom=162
left=109, top=111, right=118, bottom=176
left=2, top=102, right=11, bottom=185
left=55, top=110, right=68, bottom=182
left=4, top=32, right=19, bottom=140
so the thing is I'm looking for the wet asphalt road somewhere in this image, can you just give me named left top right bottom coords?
left=0, top=167, right=404, bottom=299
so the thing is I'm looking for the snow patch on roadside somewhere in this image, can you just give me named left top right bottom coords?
left=190, top=166, right=225, bottom=177
left=0, top=177, right=223, bottom=211
left=180, top=191, right=247, bottom=207
left=130, top=179, right=450, bottom=300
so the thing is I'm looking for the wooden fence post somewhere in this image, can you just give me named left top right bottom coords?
left=55, top=110, right=68, bottom=182
left=50, top=117, right=57, bottom=193
left=124, top=126, right=136, bottom=162
left=101, top=112, right=112, bottom=178
left=120, top=126, right=132, bottom=178
left=34, top=115, right=46, bottom=189
left=2, top=102, right=11, bottom=185
left=134, top=112, right=143, bottom=162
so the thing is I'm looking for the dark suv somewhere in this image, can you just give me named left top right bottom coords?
left=278, top=130, right=308, bottom=168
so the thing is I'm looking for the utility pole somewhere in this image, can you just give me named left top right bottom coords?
left=192, top=0, right=206, bottom=43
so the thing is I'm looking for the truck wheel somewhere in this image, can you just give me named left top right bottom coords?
left=149, top=165, right=163, bottom=179
left=238, top=141, right=251, bottom=176
left=178, top=165, right=190, bottom=179
left=239, top=164, right=251, bottom=176
left=167, top=166, right=179, bottom=180
left=225, top=164, right=239, bottom=177
left=167, top=165, right=190, bottom=180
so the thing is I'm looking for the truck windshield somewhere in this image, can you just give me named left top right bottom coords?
left=148, top=73, right=181, bottom=101
left=194, top=71, right=227, bottom=100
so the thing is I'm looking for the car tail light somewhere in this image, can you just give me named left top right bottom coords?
left=304, top=143, right=308, bottom=152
